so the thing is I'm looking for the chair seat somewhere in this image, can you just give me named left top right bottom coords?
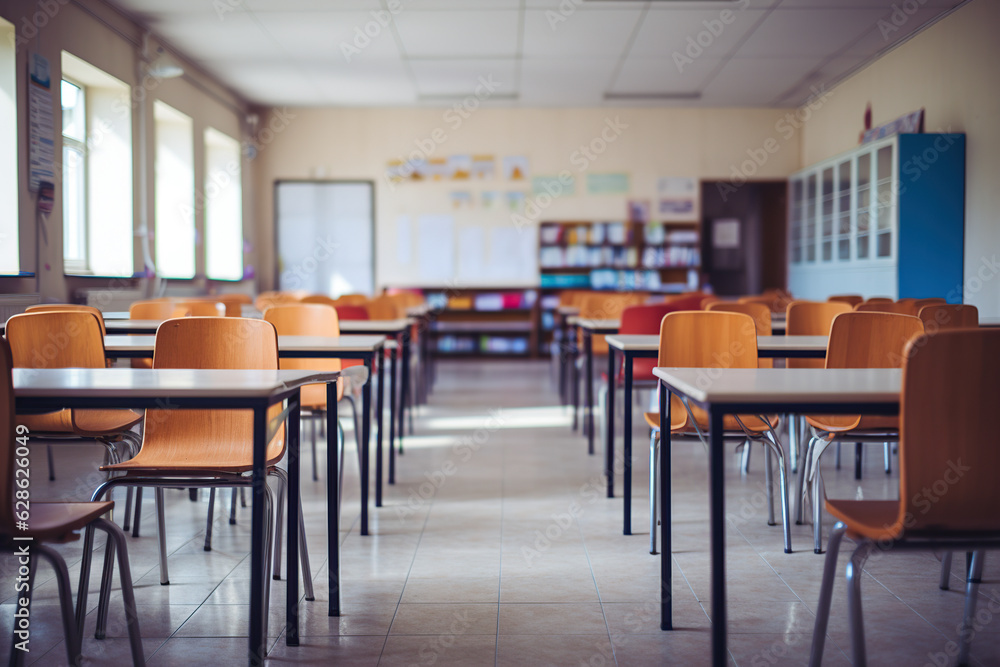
left=825, top=498, right=901, bottom=541
left=11, top=501, right=115, bottom=542
left=805, top=415, right=899, bottom=433
left=19, top=409, right=142, bottom=437
left=299, top=377, right=346, bottom=409
left=644, top=396, right=778, bottom=434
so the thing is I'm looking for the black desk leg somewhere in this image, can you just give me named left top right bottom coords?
left=586, top=330, right=594, bottom=455
left=571, top=327, right=579, bottom=431
left=557, top=318, right=567, bottom=404
left=709, top=407, right=727, bottom=667
left=606, top=347, right=615, bottom=499
left=660, top=386, right=672, bottom=631
left=286, top=393, right=301, bottom=646
left=249, top=405, right=267, bottom=666
left=623, top=353, right=633, bottom=535
left=375, top=351, right=384, bottom=508
left=361, top=357, right=372, bottom=536
left=388, top=345, right=397, bottom=485
left=400, top=333, right=411, bottom=449
left=327, top=382, right=341, bottom=617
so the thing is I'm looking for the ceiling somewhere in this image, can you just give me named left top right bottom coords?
left=110, top=0, right=967, bottom=108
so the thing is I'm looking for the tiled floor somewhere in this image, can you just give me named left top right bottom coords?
left=3, top=359, right=998, bottom=665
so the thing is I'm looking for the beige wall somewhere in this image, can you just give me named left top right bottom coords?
left=254, top=106, right=802, bottom=290
left=799, top=0, right=1000, bottom=316
left=0, top=0, right=252, bottom=303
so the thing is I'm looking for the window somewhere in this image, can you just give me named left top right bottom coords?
left=61, top=51, right=133, bottom=277
left=0, top=18, right=17, bottom=274
left=204, top=127, right=243, bottom=281
left=154, top=101, right=194, bottom=279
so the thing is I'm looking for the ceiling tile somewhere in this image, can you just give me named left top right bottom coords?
left=519, top=57, right=619, bottom=105
left=250, top=11, right=402, bottom=61
left=629, top=8, right=768, bottom=58
left=393, top=10, right=520, bottom=58
left=149, top=12, right=278, bottom=61
left=735, top=8, right=888, bottom=57
left=522, top=8, right=642, bottom=58
left=701, top=56, right=826, bottom=106
left=408, top=59, right=517, bottom=99
left=610, top=56, right=721, bottom=95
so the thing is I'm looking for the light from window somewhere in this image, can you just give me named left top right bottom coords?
left=154, top=101, right=194, bottom=279
left=61, top=51, right=133, bottom=277
left=204, top=127, right=243, bottom=281
left=0, top=18, right=17, bottom=274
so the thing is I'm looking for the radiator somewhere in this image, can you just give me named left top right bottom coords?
left=0, top=293, right=42, bottom=321
left=76, top=288, right=146, bottom=312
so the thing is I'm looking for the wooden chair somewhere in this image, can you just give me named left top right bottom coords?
left=860, top=296, right=893, bottom=305
left=827, top=294, right=863, bottom=307
left=918, top=303, right=979, bottom=331
left=699, top=295, right=723, bottom=309
left=645, top=311, right=791, bottom=554
left=214, top=293, right=252, bottom=317
left=912, top=297, right=947, bottom=313
left=129, top=299, right=188, bottom=320
left=26, top=304, right=107, bottom=335
left=301, top=294, right=338, bottom=308
left=800, top=311, right=924, bottom=551
left=707, top=301, right=772, bottom=368
left=0, top=338, right=143, bottom=667
left=335, top=293, right=370, bottom=307
left=86, top=318, right=314, bottom=620
left=855, top=300, right=916, bottom=316
left=785, top=301, right=853, bottom=369
left=4, top=311, right=141, bottom=491
left=366, top=294, right=403, bottom=320
left=171, top=299, right=225, bottom=317
left=809, top=328, right=1000, bottom=667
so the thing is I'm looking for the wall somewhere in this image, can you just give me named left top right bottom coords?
left=253, top=106, right=803, bottom=291
left=0, top=0, right=253, bottom=303
left=799, top=0, right=1000, bottom=316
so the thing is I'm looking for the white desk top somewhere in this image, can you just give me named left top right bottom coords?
left=606, top=334, right=828, bottom=353
left=103, top=319, right=163, bottom=333
left=13, top=368, right=339, bottom=399
left=573, top=318, right=621, bottom=331
left=981, top=316, right=1000, bottom=328
left=104, top=334, right=385, bottom=355
left=557, top=306, right=580, bottom=316
left=652, top=367, right=901, bottom=406
left=340, top=319, right=410, bottom=333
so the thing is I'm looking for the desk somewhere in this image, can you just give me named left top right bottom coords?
left=13, top=367, right=340, bottom=667
left=651, top=367, right=901, bottom=667
left=574, top=319, right=621, bottom=477
left=103, top=334, right=386, bottom=535
left=604, top=335, right=828, bottom=535
left=555, top=306, right=580, bottom=405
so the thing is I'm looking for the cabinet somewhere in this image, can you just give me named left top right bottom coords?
left=788, top=134, right=965, bottom=301
left=422, top=288, right=539, bottom=359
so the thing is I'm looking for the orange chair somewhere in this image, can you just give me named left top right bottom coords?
left=809, top=328, right=1000, bottom=667
left=301, top=294, right=338, bottom=308
left=911, top=297, right=947, bottom=313
left=799, top=311, right=924, bottom=551
left=335, top=293, right=370, bottom=307
left=827, top=294, right=863, bottom=307
left=785, top=301, right=853, bottom=369
left=854, top=300, right=916, bottom=316
left=918, top=303, right=979, bottom=331
left=0, top=338, right=144, bottom=666
left=129, top=299, right=189, bottom=320
left=645, top=311, right=790, bottom=554
left=26, top=304, right=107, bottom=335
left=4, top=311, right=141, bottom=490
left=89, top=318, right=314, bottom=614
left=707, top=301, right=772, bottom=368
left=171, top=299, right=225, bottom=317
left=366, top=294, right=403, bottom=320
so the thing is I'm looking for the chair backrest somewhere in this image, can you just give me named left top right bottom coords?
left=210, top=294, right=251, bottom=317
left=130, top=300, right=188, bottom=320
left=824, top=311, right=924, bottom=370
left=335, top=305, right=370, bottom=321
left=862, top=297, right=893, bottom=305
left=827, top=294, right=863, bottom=307
left=263, top=304, right=342, bottom=375
left=579, top=292, right=644, bottom=355
left=912, top=298, right=947, bottom=313
left=785, top=300, right=853, bottom=369
left=172, top=300, right=225, bottom=317
left=854, top=301, right=915, bottom=316
left=146, top=318, right=285, bottom=463
left=896, top=329, right=1000, bottom=535
left=366, top=295, right=402, bottom=320
left=301, top=294, right=338, bottom=308
left=5, top=311, right=107, bottom=368
left=658, top=311, right=758, bottom=369
left=25, top=304, right=106, bottom=335
left=918, top=304, right=979, bottom=331
left=0, top=338, right=16, bottom=534
left=335, top=294, right=369, bottom=307
left=707, top=301, right=772, bottom=368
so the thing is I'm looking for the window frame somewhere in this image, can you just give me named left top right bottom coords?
left=61, top=75, right=89, bottom=275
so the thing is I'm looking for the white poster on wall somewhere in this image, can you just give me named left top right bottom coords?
left=458, top=227, right=486, bottom=282
left=417, top=214, right=455, bottom=283
left=28, top=52, right=54, bottom=192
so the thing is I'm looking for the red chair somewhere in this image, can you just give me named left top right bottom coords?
left=334, top=305, right=370, bottom=321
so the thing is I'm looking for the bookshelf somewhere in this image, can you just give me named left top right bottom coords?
left=422, top=288, right=540, bottom=359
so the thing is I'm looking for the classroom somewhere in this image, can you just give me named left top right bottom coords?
left=1, top=0, right=999, bottom=665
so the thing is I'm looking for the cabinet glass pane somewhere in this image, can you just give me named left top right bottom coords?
left=875, top=145, right=894, bottom=257
left=821, top=167, right=833, bottom=261
left=791, top=179, right=803, bottom=264
left=805, top=174, right=817, bottom=263
left=856, top=153, right=871, bottom=260
left=837, top=160, right=851, bottom=261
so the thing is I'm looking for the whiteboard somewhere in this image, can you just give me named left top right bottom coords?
left=275, top=181, right=374, bottom=296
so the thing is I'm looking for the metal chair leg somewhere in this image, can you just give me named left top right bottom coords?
left=957, top=551, right=984, bottom=666
left=649, top=429, right=658, bottom=555
left=156, top=488, right=169, bottom=584
left=796, top=436, right=816, bottom=525
left=230, top=487, right=238, bottom=525
left=854, top=442, right=863, bottom=480
left=813, top=467, right=825, bottom=553
left=94, top=518, right=144, bottom=666
left=740, top=439, right=752, bottom=475
left=846, top=541, right=876, bottom=667
left=809, top=521, right=847, bottom=667
left=74, top=524, right=96, bottom=637
left=940, top=551, right=954, bottom=590
left=310, top=417, right=319, bottom=482
left=883, top=442, right=891, bottom=474
left=204, top=488, right=216, bottom=551
left=764, top=442, right=776, bottom=526
left=131, top=487, right=143, bottom=538
left=763, top=435, right=792, bottom=553
left=122, top=485, right=134, bottom=532
left=9, top=549, right=38, bottom=667
left=834, top=442, right=841, bottom=469
left=35, top=544, right=84, bottom=666
left=47, top=443, right=56, bottom=481
left=272, top=473, right=286, bottom=581
left=94, top=532, right=117, bottom=639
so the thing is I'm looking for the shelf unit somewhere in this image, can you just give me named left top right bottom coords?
left=788, top=133, right=965, bottom=301
left=422, top=288, right=540, bottom=359
left=536, top=219, right=701, bottom=355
